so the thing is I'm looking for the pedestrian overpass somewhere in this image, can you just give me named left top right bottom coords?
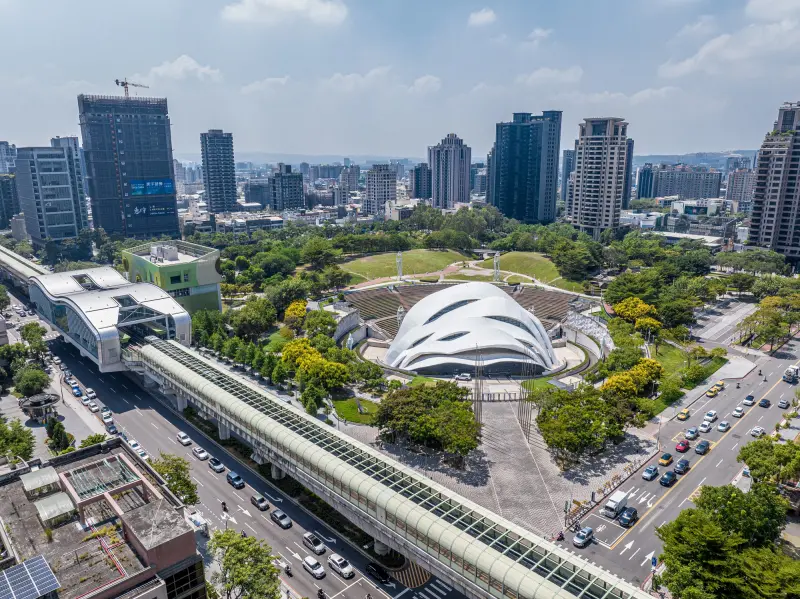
left=124, top=339, right=651, bottom=599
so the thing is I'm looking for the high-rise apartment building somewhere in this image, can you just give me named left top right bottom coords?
left=726, top=154, right=751, bottom=173
left=245, top=179, right=270, bottom=208
left=473, top=168, right=488, bottom=194
left=636, top=163, right=656, bottom=199
left=173, top=159, right=186, bottom=183
left=560, top=149, right=576, bottom=205
left=200, top=129, right=236, bottom=213
left=749, top=102, right=800, bottom=259
left=409, top=163, right=432, bottom=200
left=0, top=175, right=17, bottom=229
left=652, top=165, right=721, bottom=200
left=0, top=142, right=16, bottom=174
left=364, top=164, right=396, bottom=215
left=487, top=111, right=562, bottom=223
left=427, top=134, right=471, bottom=209
left=622, top=138, right=635, bottom=209
left=726, top=169, right=755, bottom=212
left=15, top=146, right=88, bottom=247
left=267, top=163, right=304, bottom=211
left=568, top=117, right=630, bottom=240
left=335, top=165, right=360, bottom=206
left=78, top=94, right=179, bottom=238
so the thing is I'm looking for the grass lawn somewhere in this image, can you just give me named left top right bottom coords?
left=265, top=331, right=290, bottom=353
left=521, top=376, right=554, bottom=391
left=409, top=375, right=437, bottom=387
left=332, top=397, right=379, bottom=424
left=444, top=272, right=497, bottom=282
left=479, top=252, right=585, bottom=292
left=341, top=249, right=467, bottom=280
left=650, top=344, right=688, bottom=378
left=506, top=274, right=532, bottom=284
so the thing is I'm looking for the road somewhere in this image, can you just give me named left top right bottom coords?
left=563, top=345, right=799, bottom=586
left=49, top=339, right=460, bottom=599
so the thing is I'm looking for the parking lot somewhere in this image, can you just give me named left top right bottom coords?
left=580, top=513, right=628, bottom=547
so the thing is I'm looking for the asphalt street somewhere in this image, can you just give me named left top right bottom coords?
left=50, top=339, right=461, bottom=599
left=561, top=345, right=800, bottom=586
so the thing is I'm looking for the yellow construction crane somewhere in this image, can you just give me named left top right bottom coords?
left=115, top=78, right=149, bottom=98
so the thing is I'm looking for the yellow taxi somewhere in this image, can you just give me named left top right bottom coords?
left=715, top=380, right=725, bottom=390
left=677, top=408, right=690, bottom=421
left=659, top=453, right=674, bottom=466
left=706, top=387, right=719, bottom=398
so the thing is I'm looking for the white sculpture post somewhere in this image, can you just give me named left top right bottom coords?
left=396, top=251, right=403, bottom=281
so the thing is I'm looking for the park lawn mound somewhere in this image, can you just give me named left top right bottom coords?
left=342, top=249, right=467, bottom=280
left=480, top=251, right=585, bottom=292
left=332, top=397, right=379, bottom=424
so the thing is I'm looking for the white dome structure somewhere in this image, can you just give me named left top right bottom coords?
left=385, top=282, right=558, bottom=375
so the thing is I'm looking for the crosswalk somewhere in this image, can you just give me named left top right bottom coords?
left=407, top=579, right=452, bottom=599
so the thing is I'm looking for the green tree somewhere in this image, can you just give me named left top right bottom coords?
left=13, top=366, right=49, bottom=397
left=303, top=310, right=337, bottom=338
left=300, top=384, right=325, bottom=414
left=737, top=437, right=800, bottom=484
left=729, top=273, right=755, bottom=296
left=19, top=322, right=47, bottom=361
left=207, top=528, right=280, bottom=599
left=300, top=237, right=341, bottom=270
left=535, top=386, right=611, bottom=462
left=79, top=433, right=107, bottom=448
left=229, top=298, right=277, bottom=342
left=271, top=362, right=288, bottom=386
left=283, top=300, right=308, bottom=331
left=0, top=284, right=10, bottom=312
left=151, top=452, right=199, bottom=505
left=0, top=418, right=35, bottom=460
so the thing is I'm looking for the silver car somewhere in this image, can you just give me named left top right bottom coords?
left=302, top=556, right=325, bottom=579
left=327, top=554, right=354, bottom=579
left=573, top=527, right=593, bottom=548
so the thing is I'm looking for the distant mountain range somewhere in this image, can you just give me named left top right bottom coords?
left=632, top=150, right=758, bottom=169
left=174, top=151, right=425, bottom=166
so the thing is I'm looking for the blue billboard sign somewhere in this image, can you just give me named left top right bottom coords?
left=130, top=178, right=175, bottom=196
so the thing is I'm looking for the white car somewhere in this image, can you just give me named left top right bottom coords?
left=128, top=439, right=142, bottom=452
left=732, top=406, right=745, bottom=418
left=102, top=414, right=113, bottom=426
left=703, top=410, right=718, bottom=423
left=192, top=446, right=209, bottom=460
left=302, top=556, right=325, bottom=579
left=137, top=448, right=149, bottom=461
left=176, top=432, right=192, bottom=446
left=88, top=401, right=100, bottom=413
left=327, top=554, right=354, bottom=579
left=751, top=426, right=766, bottom=437
left=454, top=373, right=472, bottom=381
left=743, top=395, right=756, bottom=406
left=52, top=357, right=61, bottom=365
left=81, top=395, right=91, bottom=406
left=699, top=421, right=713, bottom=434
left=85, top=388, right=96, bottom=399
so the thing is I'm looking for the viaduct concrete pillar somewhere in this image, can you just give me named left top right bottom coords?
left=218, top=421, right=231, bottom=441
left=271, top=464, right=285, bottom=480
left=373, top=539, right=390, bottom=556
left=174, top=393, right=187, bottom=411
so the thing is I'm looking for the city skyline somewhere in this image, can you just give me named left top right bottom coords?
left=0, top=0, right=797, bottom=158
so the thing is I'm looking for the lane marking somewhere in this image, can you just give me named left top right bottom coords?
left=169, top=438, right=177, bottom=445
left=134, top=394, right=142, bottom=401
left=245, top=523, right=257, bottom=533
left=628, top=548, right=640, bottom=561
left=731, top=442, right=738, bottom=451
left=716, top=459, right=723, bottom=467
left=150, top=422, right=159, bottom=430
left=193, top=477, right=204, bottom=487
left=232, top=491, right=245, bottom=501
left=120, top=397, right=130, bottom=405
left=109, top=387, right=116, bottom=393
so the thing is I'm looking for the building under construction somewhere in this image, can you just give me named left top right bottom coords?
left=78, top=94, right=180, bottom=239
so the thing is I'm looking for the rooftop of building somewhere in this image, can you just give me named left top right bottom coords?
left=0, top=442, right=190, bottom=599
left=649, top=231, right=724, bottom=245
left=124, top=240, right=217, bottom=262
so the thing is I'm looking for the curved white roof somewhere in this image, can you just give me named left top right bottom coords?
left=386, top=283, right=557, bottom=373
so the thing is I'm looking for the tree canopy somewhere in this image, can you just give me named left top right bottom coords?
left=207, top=528, right=280, bottom=599
left=151, top=452, right=199, bottom=505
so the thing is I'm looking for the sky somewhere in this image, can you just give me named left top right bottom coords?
left=2, top=0, right=800, bottom=160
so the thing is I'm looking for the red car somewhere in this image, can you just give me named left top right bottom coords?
left=675, top=440, right=690, bottom=453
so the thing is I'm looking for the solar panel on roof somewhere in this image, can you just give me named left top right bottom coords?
left=0, top=555, right=60, bottom=599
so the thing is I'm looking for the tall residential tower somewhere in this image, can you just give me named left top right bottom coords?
left=200, top=129, right=236, bottom=213
left=78, top=94, right=179, bottom=238
left=428, top=134, right=471, bottom=209
left=560, top=148, right=575, bottom=205
left=365, top=164, right=396, bottom=216
left=487, top=111, right=562, bottom=223
left=749, top=102, right=800, bottom=259
left=568, top=117, right=630, bottom=240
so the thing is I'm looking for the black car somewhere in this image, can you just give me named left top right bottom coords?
left=365, top=563, right=391, bottom=584
left=660, top=471, right=677, bottom=487
left=618, top=506, right=638, bottom=527
left=674, top=458, right=691, bottom=475
left=759, top=398, right=771, bottom=408
left=695, top=440, right=710, bottom=455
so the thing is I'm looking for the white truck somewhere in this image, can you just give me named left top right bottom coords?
left=783, top=366, right=799, bottom=383
left=602, top=490, right=628, bottom=519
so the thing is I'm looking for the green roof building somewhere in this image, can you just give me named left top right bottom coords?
left=121, top=240, right=222, bottom=314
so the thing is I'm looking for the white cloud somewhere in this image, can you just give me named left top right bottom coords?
left=673, top=15, right=716, bottom=39
left=746, top=0, right=800, bottom=20
left=556, top=86, right=680, bottom=106
left=407, top=75, right=441, bottom=95
left=468, top=8, right=496, bottom=27
left=659, top=19, right=800, bottom=78
left=144, top=55, right=221, bottom=82
left=241, top=76, right=289, bottom=94
left=515, top=66, right=583, bottom=86
left=525, top=27, right=553, bottom=45
left=320, top=66, right=391, bottom=93
left=222, top=0, right=347, bottom=25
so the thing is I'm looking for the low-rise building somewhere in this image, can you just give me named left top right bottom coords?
left=0, top=439, right=206, bottom=599
left=121, top=241, right=223, bottom=314
left=214, top=212, right=284, bottom=234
